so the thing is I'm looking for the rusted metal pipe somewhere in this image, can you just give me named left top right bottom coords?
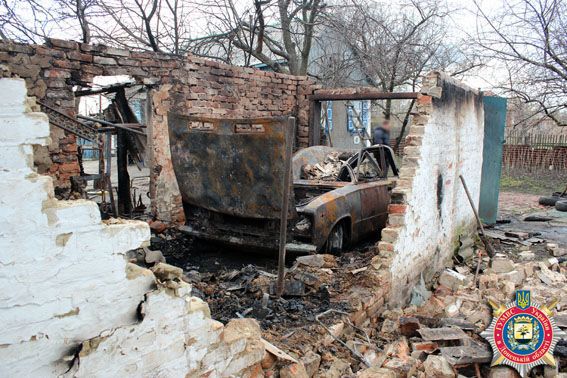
left=311, top=88, right=419, bottom=101
left=276, top=117, right=295, bottom=297
left=459, top=175, right=495, bottom=259
left=459, top=175, right=484, bottom=234
left=78, top=114, right=146, bottom=136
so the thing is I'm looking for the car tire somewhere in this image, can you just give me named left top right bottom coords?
left=539, top=196, right=561, bottom=206
left=556, top=200, right=567, bottom=212
left=326, top=223, right=345, bottom=254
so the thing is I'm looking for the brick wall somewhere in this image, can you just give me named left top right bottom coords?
left=0, top=78, right=264, bottom=377
left=378, top=72, right=485, bottom=306
left=0, top=39, right=315, bottom=222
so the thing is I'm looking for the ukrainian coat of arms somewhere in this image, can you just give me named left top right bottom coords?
left=481, top=290, right=566, bottom=377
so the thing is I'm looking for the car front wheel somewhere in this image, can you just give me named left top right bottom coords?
left=326, top=223, right=345, bottom=254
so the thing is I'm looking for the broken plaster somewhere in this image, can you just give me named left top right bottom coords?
left=0, top=78, right=264, bottom=378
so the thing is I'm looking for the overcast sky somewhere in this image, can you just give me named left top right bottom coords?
left=7, top=0, right=506, bottom=90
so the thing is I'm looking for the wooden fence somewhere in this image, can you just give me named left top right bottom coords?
left=505, top=131, right=567, bottom=148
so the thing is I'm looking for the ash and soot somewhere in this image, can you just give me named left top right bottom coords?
left=150, top=230, right=377, bottom=330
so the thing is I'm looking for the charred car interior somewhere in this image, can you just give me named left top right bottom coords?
left=170, top=115, right=398, bottom=254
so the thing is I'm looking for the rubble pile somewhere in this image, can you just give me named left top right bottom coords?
left=301, top=151, right=352, bottom=181
left=140, top=228, right=567, bottom=377
left=264, top=240, right=565, bottom=377
left=358, top=239, right=567, bottom=378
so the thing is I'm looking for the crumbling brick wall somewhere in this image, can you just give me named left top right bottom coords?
left=0, top=78, right=264, bottom=377
left=0, top=39, right=315, bottom=222
left=378, top=72, right=485, bottom=306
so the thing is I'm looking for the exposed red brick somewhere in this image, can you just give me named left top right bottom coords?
left=388, top=204, right=407, bottom=214
left=404, top=135, right=423, bottom=147
left=412, top=341, right=438, bottom=353
left=366, top=296, right=385, bottom=318
left=0, top=38, right=316, bottom=216
left=47, top=38, right=78, bottom=50
left=416, top=94, right=432, bottom=105
left=62, top=144, right=78, bottom=153
left=66, top=50, right=93, bottom=62
left=52, top=60, right=80, bottom=70
left=58, top=162, right=79, bottom=173
left=35, top=46, right=66, bottom=58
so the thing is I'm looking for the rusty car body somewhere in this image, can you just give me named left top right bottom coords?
left=168, top=115, right=398, bottom=253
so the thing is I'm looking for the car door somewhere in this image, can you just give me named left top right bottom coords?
left=358, top=183, right=390, bottom=238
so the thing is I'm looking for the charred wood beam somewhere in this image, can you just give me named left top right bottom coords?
left=311, top=88, right=419, bottom=101
left=276, top=117, right=295, bottom=298
left=74, top=83, right=134, bottom=97
left=309, top=100, right=322, bottom=146
left=113, top=88, right=140, bottom=216
left=77, top=115, right=146, bottom=136
left=116, top=129, right=131, bottom=215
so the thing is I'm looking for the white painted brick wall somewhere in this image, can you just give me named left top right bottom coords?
left=388, top=73, right=485, bottom=305
left=0, top=78, right=263, bottom=377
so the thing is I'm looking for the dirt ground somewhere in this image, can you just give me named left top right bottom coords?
left=500, top=170, right=566, bottom=195
left=498, top=191, right=567, bottom=246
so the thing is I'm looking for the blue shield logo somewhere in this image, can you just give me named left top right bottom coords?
left=516, top=290, right=531, bottom=310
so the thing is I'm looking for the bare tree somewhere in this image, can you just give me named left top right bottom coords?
left=309, top=34, right=362, bottom=87
left=187, top=0, right=255, bottom=64
left=192, top=0, right=326, bottom=75
left=0, top=0, right=58, bottom=42
left=56, top=0, right=97, bottom=43
left=0, top=0, right=99, bottom=43
left=472, top=0, right=567, bottom=127
left=506, top=96, right=566, bottom=132
left=1, top=0, right=193, bottom=54
left=88, top=0, right=193, bottom=54
left=320, top=0, right=472, bottom=147
left=95, top=0, right=162, bottom=51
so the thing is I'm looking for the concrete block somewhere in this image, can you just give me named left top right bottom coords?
left=300, top=351, right=321, bottom=377
left=439, top=269, right=470, bottom=291
left=518, top=250, right=534, bottom=260
left=491, top=257, right=515, bottom=273
left=500, top=270, right=525, bottom=286
left=423, top=355, right=455, bottom=378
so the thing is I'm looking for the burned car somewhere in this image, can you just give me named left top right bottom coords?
left=169, top=116, right=398, bottom=254
left=291, top=145, right=398, bottom=253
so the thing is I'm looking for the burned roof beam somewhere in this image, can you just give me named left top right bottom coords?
left=311, top=88, right=419, bottom=101
left=74, top=83, right=135, bottom=97
left=77, top=115, right=146, bottom=136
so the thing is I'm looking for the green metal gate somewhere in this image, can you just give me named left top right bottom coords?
left=479, top=96, right=507, bottom=224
